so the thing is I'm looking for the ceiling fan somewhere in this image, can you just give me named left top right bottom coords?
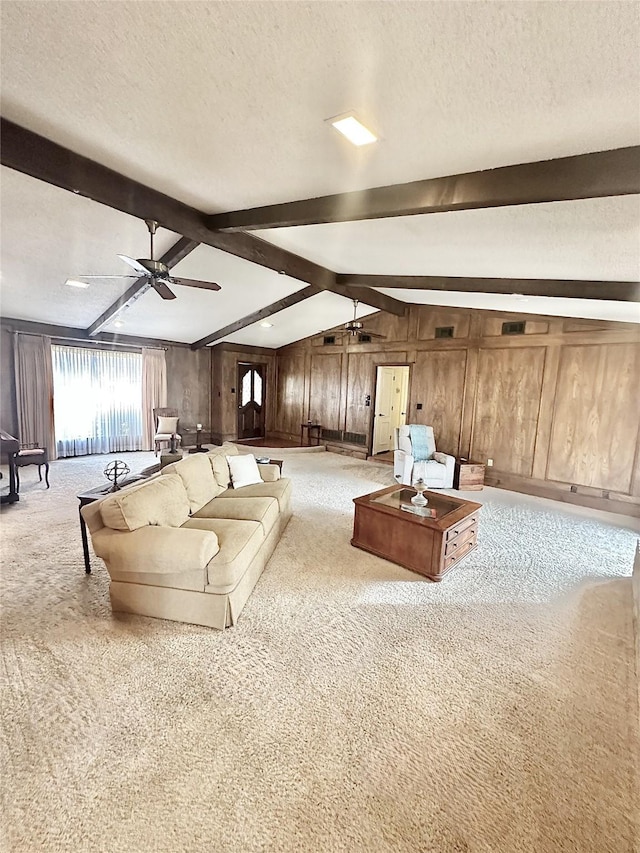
left=344, top=299, right=385, bottom=339
left=72, top=219, right=221, bottom=300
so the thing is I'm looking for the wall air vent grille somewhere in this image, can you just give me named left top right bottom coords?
left=359, top=334, right=372, bottom=343
left=501, top=321, right=526, bottom=335
left=321, top=429, right=342, bottom=441
left=343, top=432, right=367, bottom=446
left=320, top=429, right=367, bottom=446
left=323, top=335, right=336, bottom=345
left=435, top=326, right=454, bottom=338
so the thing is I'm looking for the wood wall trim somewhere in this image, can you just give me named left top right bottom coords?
left=207, top=146, right=640, bottom=231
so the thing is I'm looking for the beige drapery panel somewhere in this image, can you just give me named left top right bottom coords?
left=141, top=347, right=167, bottom=450
left=13, top=333, right=57, bottom=460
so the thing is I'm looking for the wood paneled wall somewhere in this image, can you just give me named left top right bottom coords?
left=273, top=306, right=640, bottom=516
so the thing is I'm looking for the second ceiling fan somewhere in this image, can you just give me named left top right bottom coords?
left=74, top=219, right=221, bottom=300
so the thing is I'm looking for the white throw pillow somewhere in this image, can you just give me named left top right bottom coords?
left=227, top=454, right=262, bottom=489
left=156, top=416, right=178, bottom=434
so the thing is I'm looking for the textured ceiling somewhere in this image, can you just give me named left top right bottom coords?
left=1, top=1, right=639, bottom=343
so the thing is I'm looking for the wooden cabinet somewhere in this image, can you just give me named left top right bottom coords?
left=454, top=459, right=485, bottom=491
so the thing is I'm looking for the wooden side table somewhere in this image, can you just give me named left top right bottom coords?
left=300, top=422, right=322, bottom=446
left=454, top=459, right=485, bottom=491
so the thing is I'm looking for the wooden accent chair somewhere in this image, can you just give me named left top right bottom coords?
left=14, top=443, right=50, bottom=491
left=153, top=407, right=181, bottom=456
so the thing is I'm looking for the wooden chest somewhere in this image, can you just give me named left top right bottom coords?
left=454, top=459, right=485, bottom=491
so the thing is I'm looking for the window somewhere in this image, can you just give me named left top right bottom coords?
left=52, top=345, right=144, bottom=456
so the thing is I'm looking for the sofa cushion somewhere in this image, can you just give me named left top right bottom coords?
left=162, top=453, right=224, bottom=513
left=182, top=517, right=264, bottom=594
left=206, top=442, right=238, bottom=489
left=192, top=496, right=279, bottom=535
left=227, top=454, right=262, bottom=489
left=218, top=477, right=292, bottom=513
left=100, top=474, right=191, bottom=532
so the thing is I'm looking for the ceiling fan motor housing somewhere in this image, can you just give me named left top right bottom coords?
left=138, top=258, right=170, bottom=277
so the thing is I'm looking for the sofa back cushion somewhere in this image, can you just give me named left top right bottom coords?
left=162, top=452, right=224, bottom=513
left=100, top=473, right=191, bottom=532
left=207, top=442, right=238, bottom=489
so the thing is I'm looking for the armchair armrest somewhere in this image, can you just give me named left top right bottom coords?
left=433, top=452, right=456, bottom=487
left=393, top=449, right=414, bottom=486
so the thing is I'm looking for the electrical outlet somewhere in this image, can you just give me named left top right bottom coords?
left=487, top=458, right=494, bottom=467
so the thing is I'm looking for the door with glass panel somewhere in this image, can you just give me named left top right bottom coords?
left=237, top=363, right=265, bottom=439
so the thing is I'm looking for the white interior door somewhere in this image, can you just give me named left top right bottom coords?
left=391, top=366, right=410, bottom=432
left=372, top=367, right=395, bottom=454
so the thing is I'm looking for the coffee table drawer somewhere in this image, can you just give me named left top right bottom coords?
left=445, top=522, right=477, bottom=557
left=445, top=513, right=478, bottom=542
left=443, top=536, right=476, bottom=571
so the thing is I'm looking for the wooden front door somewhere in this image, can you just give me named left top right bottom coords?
left=237, top=363, right=265, bottom=439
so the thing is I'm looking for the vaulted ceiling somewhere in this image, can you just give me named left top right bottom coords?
left=1, top=1, right=639, bottom=349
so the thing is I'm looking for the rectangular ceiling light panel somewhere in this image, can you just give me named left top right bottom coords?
left=328, top=114, right=378, bottom=146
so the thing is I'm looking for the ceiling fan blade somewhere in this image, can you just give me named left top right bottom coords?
left=117, top=254, right=153, bottom=276
left=168, top=277, right=221, bottom=292
left=364, top=331, right=386, bottom=338
left=152, top=279, right=176, bottom=300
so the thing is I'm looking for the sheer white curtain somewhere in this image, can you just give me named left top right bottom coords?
left=13, top=333, right=57, bottom=459
left=52, top=345, right=144, bottom=457
left=141, top=347, right=167, bottom=451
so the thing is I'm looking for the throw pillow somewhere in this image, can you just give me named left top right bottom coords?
left=227, top=454, right=262, bottom=489
left=156, top=416, right=178, bottom=435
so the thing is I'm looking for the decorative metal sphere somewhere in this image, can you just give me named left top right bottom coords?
left=104, top=460, right=130, bottom=491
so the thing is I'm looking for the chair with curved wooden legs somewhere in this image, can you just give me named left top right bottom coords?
left=15, top=443, right=50, bottom=492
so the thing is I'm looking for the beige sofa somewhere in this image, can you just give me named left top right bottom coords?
left=81, top=444, right=292, bottom=630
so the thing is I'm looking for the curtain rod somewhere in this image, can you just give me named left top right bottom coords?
left=11, top=331, right=167, bottom=351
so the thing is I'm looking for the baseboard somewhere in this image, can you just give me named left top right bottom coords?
left=485, top=470, right=640, bottom=518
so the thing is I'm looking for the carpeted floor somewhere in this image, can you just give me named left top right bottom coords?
left=1, top=448, right=639, bottom=853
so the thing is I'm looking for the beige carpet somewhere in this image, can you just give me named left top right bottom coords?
left=1, top=449, right=639, bottom=853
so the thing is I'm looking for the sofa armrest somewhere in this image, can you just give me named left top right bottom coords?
left=91, top=525, right=220, bottom=576
left=258, top=463, right=280, bottom=482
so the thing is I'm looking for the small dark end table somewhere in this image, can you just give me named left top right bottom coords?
left=300, top=422, right=322, bottom=446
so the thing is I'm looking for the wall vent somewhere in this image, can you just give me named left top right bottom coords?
left=359, top=334, right=372, bottom=343
left=435, top=326, right=454, bottom=339
left=320, top=428, right=367, bottom=446
left=320, top=428, right=342, bottom=441
left=323, top=335, right=336, bottom=345
left=501, top=321, right=526, bottom=336
left=343, top=431, right=367, bottom=446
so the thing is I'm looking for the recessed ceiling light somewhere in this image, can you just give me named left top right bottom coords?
left=260, top=321, right=273, bottom=329
left=113, top=320, right=124, bottom=328
left=328, top=113, right=378, bottom=146
left=65, top=278, right=89, bottom=289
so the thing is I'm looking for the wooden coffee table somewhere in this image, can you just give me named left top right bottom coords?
left=352, top=485, right=481, bottom=581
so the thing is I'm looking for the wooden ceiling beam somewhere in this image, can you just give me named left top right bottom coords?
left=1, top=316, right=191, bottom=349
left=206, top=147, right=640, bottom=231
left=87, top=236, right=199, bottom=336
left=191, top=285, right=322, bottom=349
left=336, top=275, right=640, bottom=302
left=0, top=119, right=335, bottom=289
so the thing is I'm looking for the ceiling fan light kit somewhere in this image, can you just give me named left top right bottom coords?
left=70, top=219, right=221, bottom=301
